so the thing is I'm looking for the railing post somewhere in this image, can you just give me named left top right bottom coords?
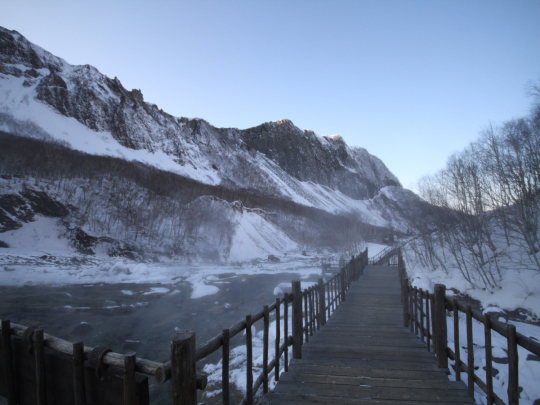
left=340, top=267, right=346, bottom=301
left=222, top=328, right=230, bottom=405
left=507, top=324, right=519, bottom=405
left=171, top=330, right=197, bottom=405
left=401, top=276, right=409, bottom=327
left=124, top=351, right=136, bottom=405
left=433, top=284, right=448, bottom=368
left=292, top=280, right=303, bottom=359
left=2, top=320, right=16, bottom=405
left=318, top=278, right=326, bottom=326
left=245, top=315, right=253, bottom=405
left=73, top=341, right=86, bottom=405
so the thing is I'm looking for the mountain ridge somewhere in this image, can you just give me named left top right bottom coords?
left=0, top=26, right=399, bottom=205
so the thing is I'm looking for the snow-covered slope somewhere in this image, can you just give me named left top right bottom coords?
left=0, top=26, right=399, bottom=214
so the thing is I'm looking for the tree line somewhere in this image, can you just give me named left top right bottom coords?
left=0, top=130, right=387, bottom=257
left=412, top=84, right=540, bottom=289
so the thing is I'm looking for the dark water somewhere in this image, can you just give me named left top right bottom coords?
left=0, top=271, right=321, bottom=404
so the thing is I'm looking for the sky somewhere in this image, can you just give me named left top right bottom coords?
left=2, top=0, right=539, bottom=189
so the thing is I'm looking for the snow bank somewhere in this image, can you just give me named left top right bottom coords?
left=228, top=210, right=297, bottom=262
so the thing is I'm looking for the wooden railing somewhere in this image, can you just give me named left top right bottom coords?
left=368, top=245, right=399, bottom=266
left=392, top=249, right=540, bottom=405
left=0, top=249, right=369, bottom=405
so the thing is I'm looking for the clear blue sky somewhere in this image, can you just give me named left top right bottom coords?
left=2, top=0, right=539, bottom=189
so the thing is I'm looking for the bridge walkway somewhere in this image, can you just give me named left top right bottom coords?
left=264, top=265, right=474, bottom=405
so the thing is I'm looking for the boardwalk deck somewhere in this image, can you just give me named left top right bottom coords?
left=264, top=265, right=474, bottom=405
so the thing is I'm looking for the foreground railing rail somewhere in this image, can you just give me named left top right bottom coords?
left=391, top=249, right=540, bottom=405
left=0, top=249, right=369, bottom=405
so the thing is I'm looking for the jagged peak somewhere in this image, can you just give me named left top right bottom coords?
left=270, top=119, right=294, bottom=126
left=323, top=134, right=344, bottom=142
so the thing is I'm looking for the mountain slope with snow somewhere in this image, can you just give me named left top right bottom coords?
left=0, top=26, right=399, bottom=212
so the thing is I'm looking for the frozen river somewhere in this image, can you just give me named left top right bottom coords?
left=0, top=254, right=327, bottom=404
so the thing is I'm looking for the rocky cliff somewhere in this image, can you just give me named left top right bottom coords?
left=0, top=26, right=400, bottom=208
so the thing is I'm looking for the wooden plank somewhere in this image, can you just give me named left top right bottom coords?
left=285, top=364, right=449, bottom=380
left=290, top=356, right=447, bottom=372
left=279, top=373, right=466, bottom=389
left=263, top=393, right=475, bottom=405
left=272, top=383, right=474, bottom=402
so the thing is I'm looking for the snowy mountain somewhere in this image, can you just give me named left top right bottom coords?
left=0, top=27, right=398, bottom=206
left=0, top=26, right=429, bottom=261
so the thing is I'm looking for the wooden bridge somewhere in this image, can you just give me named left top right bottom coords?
left=1, top=247, right=539, bottom=405
left=264, top=264, right=473, bottom=405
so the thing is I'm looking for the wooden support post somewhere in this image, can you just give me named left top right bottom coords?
left=334, top=277, right=338, bottom=309
left=124, top=352, right=136, bottom=405
left=430, top=294, right=436, bottom=353
left=409, top=283, right=414, bottom=333
left=222, top=329, right=230, bottom=405
left=73, top=341, right=86, bottom=405
left=466, top=305, right=474, bottom=399
left=326, top=281, right=331, bottom=319
left=245, top=316, right=253, bottom=405
left=426, top=292, right=431, bottom=351
left=171, top=330, right=197, bottom=405
left=414, top=287, right=419, bottom=335
left=453, top=299, right=460, bottom=381
left=309, top=287, right=314, bottom=336
left=485, top=314, right=493, bottom=405
left=315, top=286, right=320, bottom=330
left=303, top=289, right=309, bottom=343
left=283, top=293, right=289, bottom=371
left=507, top=324, right=519, bottom=405
left=401, top=277, right=409, bottom=327
left=263, top=305, right=269, bottom=394
left=419, top=288, right=425, bottom=342
left=2, top=320, right=16, bottom=405
left=433, top=284, right=448, bottom=368
left=275, top=298, right=280, bottom=382
left=332, top=278, right=336, bottom=311
left=34, top=329, right=46, bottom=405
left=292, top=281, right=302, bottom=359
left=318, top=279, right=325, bottom=326
left=340, top=268, right=346, bottom=302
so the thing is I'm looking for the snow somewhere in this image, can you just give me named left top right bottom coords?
left=0, top=216, right=73, bottom=256
left=142, top=287, right=170, bottom=295
left=228, top=210, right=298, bottom=262
left=0, top=72, right=221, bottom=186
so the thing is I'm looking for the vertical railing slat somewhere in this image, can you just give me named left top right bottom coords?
left=222, top=329, right=230, bottom=405
left=507, top=324, right=519, bottom=405
left=124, top=351, right=136, bottom=405
left=485, top=314, right=493, bottom=405
left=245, top=316, right=253, bottom=405
left=275, top=298, right=280, bottom=382
left=73, top=340, right=86, bottom=405
left=2, top=320, right=17, bottom=405
left=292, top=281, right=302, bottom=359
left=425, top=292, right=431, bottom=351
left=284, top=293, right=289, bottom=371
left=263, top=305, right=269, bottom=394
left=466, top=305, right=475, bottom=399
left=34, top=329, right=46, bottom=405
left=453, top=299, right=460, bottom=381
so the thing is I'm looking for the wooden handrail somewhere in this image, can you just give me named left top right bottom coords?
left=394, top=246, right=539, bottom=405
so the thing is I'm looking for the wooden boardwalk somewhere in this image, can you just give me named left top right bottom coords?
left=264, top=265, right=474, bottom=405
